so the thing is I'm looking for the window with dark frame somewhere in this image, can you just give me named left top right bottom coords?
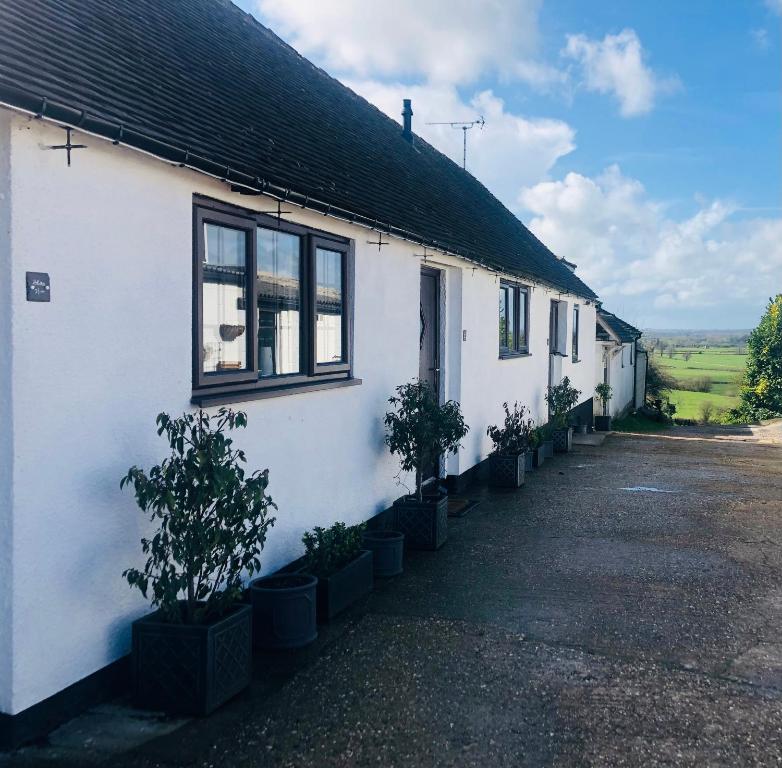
left=572, top=304, right=580, bottom=361
left=193, top=200, right=354, bottom=399
left=499, top=281, right=529, bottom=357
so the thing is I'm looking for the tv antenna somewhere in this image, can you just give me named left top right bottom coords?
left=425, top=116, right=485, bottom=169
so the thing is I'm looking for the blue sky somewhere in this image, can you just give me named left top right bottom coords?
left=237, top=0, right=781, bottom=329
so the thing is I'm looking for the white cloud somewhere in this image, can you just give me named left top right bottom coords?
left=255, top=0, right=549, bottom=86
left=766, top=0, right=782, bottom=14
left=520, top=165, right=782, bottom=326
left=751, top=28, right=770, bottom=50
left=346, top=80, right=575, bottom=208
left=563, top=29, right=679, bottom=116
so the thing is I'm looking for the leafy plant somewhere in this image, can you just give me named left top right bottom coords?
left=645, top=355, right=677, bottom=401
left=545, top=376, right=581, bottom=428
left=734, top=294, right=782, bottom=420
left=384, top=379, right=469, bottom=502
left=302, top=522, right=365, bottom=579
left=595, top=382, right=612, bottom=419
left=595, top=383, right=613, bottom=412
left=121, top=409, right=276, bottom=625
left=486, top=402, right=536, bottom=455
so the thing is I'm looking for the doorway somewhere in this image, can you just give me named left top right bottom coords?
left=419, top=267, right=441, bottom=482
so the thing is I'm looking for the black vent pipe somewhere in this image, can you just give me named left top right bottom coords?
left=402, top=99, right=413, bottom=142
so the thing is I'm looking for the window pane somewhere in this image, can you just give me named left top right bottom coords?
left=518, top=290, right=527, bottom=350
left=257, top=228, right=301, bottom=377
left=316, top=247, right=343, bottom=363
left=499, top=287, right=507, bottom=349
left=572, top=307, right=579, bottom=357
left=507, top=288, right=516, bottom=350
left=202, top=223, right=248, bottom=374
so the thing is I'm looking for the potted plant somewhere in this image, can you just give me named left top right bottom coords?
left=249, top=572, right=318, bottom=649
left=595, top=383, right=613, bottom=431
left=532, top=427, right=547, bottom=467
left=384, top=380, right=468, bottom=550
left=545, top=376, right=582, bottom=453
left=525, top=428, right=540, bottom=471
left=121, top=408, right=275, bottom=716
left=486, top=402, right=535, bottom=488
left=300, top=522, right=373, bottom=622
left=362, top=529, right=405, bottom=577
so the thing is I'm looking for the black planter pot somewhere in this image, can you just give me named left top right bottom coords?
left=574, top=424, right=588, bottom=434
left=312, top=550, right=373, bottom=622
left=542, top=439, right=554, bottom=458
left=394, top=492, right=448, bottom=550
left=552, top=427, right=573, bottom=453
left=595, top=415, right=612, bottom=431
left=524, top=450, right=534, bottom=472
left=362, top=530, right=404, bottom=577
left=131, top=603, right=252, bottom=716
left=489, top=451, right=526, bottom=488
left=250, top=573, right=318, bottom=650
left=533, top=445, right=546, bottom=467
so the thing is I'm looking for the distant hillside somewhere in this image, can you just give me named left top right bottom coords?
left=642, top=329, right=750, bottom=349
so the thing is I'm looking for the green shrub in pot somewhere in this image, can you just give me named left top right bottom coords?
left=121, top=408, right=275, bottom=714
left=545, top=377, right=581, bottom=453
left=595, top=383, right=613, bottom=431
left=301, top=522, right=372, bottom=621
left=384, top=379, right=468, bottom=549
left=486, top=402, right=535, bottom=487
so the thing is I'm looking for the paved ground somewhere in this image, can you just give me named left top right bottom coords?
left=7, top=427, right=782, bottom=767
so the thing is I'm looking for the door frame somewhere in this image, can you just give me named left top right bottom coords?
left=419, top=265, right=443, bottom=484
left=420, top=265, right=442, bottom=399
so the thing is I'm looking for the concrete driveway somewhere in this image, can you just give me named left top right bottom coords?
left=8, top=428, right=782, bottom=767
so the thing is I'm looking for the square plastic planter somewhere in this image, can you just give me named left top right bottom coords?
left=595, top=415, right=612, bottom=431
left=250, top=573, right=318, bottom=650
left=394, top=493, right=448, bottom=550
left=524, top=451, right=534, bottom=472
left=362, top=530, right=404, bottom=577
left=552, top=427, right=573, bottom=453
left=315, top=550, right=373, bottom=622
left=532, top=445, right=546, bottom=467
left=542, top=439, right=554, bottom=458
left=131, top=603, right=252, bottom=716
left=489, top=451, right=526, bottom=488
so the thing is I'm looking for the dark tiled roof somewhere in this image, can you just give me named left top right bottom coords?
left=0, top=0, right=597, bottom=300
left=597, top=309, right=641, bottom=343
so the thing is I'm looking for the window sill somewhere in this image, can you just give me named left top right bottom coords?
left=191, top=376, right=362, bottom=406
left=499, top=351, right=531, bottom=360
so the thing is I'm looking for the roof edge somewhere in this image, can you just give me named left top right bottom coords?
left=0, top=82, right=599, bottom=301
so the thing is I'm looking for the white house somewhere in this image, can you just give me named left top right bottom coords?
left=0, top=0, right=600, bottom=745
left=595, top=309, right=644, bottom=418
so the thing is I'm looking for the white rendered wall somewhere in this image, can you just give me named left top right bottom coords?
left=0, top=109, right=14, bottom=715
left=458, top=270, right=596, bottom=466
left=4, top=111, right=598, bottom=714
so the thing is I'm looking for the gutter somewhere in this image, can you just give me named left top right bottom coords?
left=0, top=82, right=599, bottom=303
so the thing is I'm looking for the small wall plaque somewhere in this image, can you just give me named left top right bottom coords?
left=26, top=272, right=50, bottom=302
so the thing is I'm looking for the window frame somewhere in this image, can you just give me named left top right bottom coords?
left=310, top=236, right=353, bottom=376
left=571, top=304, right=580, bottom=362
left=549, top=299, right=569, bottom=356
left=193, top=207, right=258, bottom=389
left=192, top=197, right=355, bottom=400
left=498, top=280, right=530, bottom=358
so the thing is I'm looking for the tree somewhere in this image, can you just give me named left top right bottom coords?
left=121, top=409, right=276, bottom=624
left=384, top=380, right=468, bottom=502
left=645, top=354, right=677, bottom=401
left=736, top=295, right=782, bottom=420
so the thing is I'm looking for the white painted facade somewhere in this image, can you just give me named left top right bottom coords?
left=595, top=333, right=638, bottom=417
left=0, top=110, right=596, bottom=715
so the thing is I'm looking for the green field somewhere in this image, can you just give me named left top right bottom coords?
left=655, top=347, right=746, bottom=421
